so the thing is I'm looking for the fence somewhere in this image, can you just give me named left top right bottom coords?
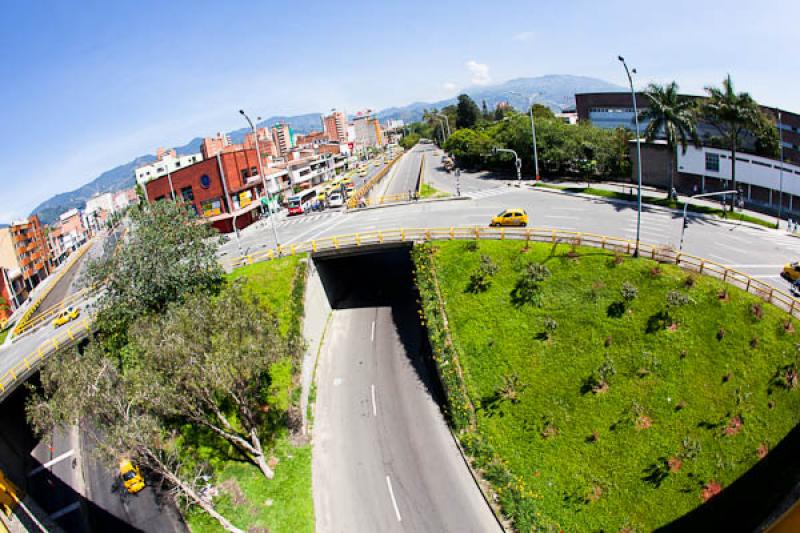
left=346, top=151, right=403, bottom=209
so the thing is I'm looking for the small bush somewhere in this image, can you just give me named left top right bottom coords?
left=649, top=266, right=663, bottom=278
left=717, top=328, right=726, bottom=341
left=684, top=274, right=697, bottom=288
left=543, top=317, right=558, bottom=339
left=464, top=240, right=479, bottom=252
left=621, top=282, right=638, bottom=305
left=511, top=263, right=551, bottom=307
left=666, top=290, right=690, bottom=308
left=467, top=254, right=499, bottom=293
left=584, top=355, right=616, bottom=394
left=750, top=303, right=764, bottom=321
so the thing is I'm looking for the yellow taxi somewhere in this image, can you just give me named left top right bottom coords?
left=490, top=208, right=529, bottom=227
left=52, top=306, right=80, bottom=328
left=119, top=459, right=145, bottom=494
left=783, top=262, right=800, bottom=281
left=341, top=177, right=355, bottom=193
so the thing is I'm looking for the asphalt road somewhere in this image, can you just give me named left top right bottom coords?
left=313, top=249, right=500, bottom=533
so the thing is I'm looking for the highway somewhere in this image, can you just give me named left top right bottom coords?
left=312, top=249, right=500, bottom=532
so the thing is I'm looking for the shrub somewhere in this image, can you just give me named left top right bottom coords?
left=649, top=266, right=663, bottom=278
left=467, top=254, right=499, bottom=293
left=666, top=290, right=690, bottom=308
left=621, top=282, right=638, bottom=305
left=464, top=240, right=479, bottom=252
left=684, top=274, right=697, bottom=288
left=511, top=263, right=551, bottom=306
left=750, top=303, right=764, bottom=321
left=543, top=317, right=558, bottom=339
left=585, top=355, right=616, bottom=394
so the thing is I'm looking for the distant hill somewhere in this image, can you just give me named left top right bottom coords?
left=376, top=75, right=624, bottom=122
left=31, top=113, right=325, bottom=225
left=30, top=76, right=623, bottom=225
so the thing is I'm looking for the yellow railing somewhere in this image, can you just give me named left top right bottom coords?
left=367, top=193, right=416, bottom=205
left=0, top=316, right=92, bottom=400
left=12, top=241, right=92, bottom=337
left=6, top=226, right=799, bottom=402
left=346, top=152, right=403, bottom=209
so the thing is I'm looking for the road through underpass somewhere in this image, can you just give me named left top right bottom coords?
left=312, top=248, right=500, bottom=533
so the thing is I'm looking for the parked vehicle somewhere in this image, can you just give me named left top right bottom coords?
left=490, top=208, right=528, bottom=227
left=328, top=192, right=345, bottom=208
left=53, top=306, right=80, bottom=328
left=119, top=459, right=145, bottom=494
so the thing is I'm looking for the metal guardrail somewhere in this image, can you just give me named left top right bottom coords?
left=6, top=225, right=799, bottom=402
left=12, top=241, right=92, bottom=336
left=0, top=317, right=92, bottom=400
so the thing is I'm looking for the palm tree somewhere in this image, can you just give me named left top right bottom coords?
left=699, top=75, right=762, bottom=211
left=641, top=82, right=698, bottom=199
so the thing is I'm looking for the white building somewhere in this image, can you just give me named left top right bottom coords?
left=135, top=152, right=202, bottom=186
left=85, top=192, right=114, bottom=215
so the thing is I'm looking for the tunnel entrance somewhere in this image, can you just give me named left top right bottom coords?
left=313, top=244, right=446, bottom=408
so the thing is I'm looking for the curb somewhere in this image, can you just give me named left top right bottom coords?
left=528, top=185, right=775, bottom=233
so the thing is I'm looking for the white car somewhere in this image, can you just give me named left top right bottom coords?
left=328, top=192, right=344, bottom=208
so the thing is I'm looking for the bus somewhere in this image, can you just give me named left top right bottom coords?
left=287, top=188, right=318, bottom=215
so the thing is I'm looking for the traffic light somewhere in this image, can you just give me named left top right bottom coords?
left=0, top=469, right=20, bottom=516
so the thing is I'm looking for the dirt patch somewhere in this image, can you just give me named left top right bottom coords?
left=220, top=478, right=248, bottom=506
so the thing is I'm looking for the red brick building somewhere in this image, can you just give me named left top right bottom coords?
left=10, top=216, right=50, bottom=288
left=144, top=148, right=286, bottom=233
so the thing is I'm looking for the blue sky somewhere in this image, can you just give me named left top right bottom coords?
left=1, top=0, right=797, bottom=221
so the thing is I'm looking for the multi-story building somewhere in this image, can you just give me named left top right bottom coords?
left=144, top=148, right=287, bottom=233
left=271, top=123, right=295, bottom=156
left=0, top=216, right=50, bottom=289
left=244, top=127, right=278, bottom=159
left=201, top=133, right=233, bottom=160
left=135, top=148, right=202, bottom=186
left=295, top=131, right=328, bottom=147
left=324, top=111, right=348, bottom=144
left=0, top=267, right=26, bottom=321
left=113, top=188, right=138, bottom=211
left=353, top=113, right=384, bottom=148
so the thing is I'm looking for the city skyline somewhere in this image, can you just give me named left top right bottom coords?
left=1, top=0, right=798, bottom=221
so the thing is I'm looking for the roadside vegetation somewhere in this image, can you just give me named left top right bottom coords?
left=25, top=201, right=312, bottom=533
left=419, top=182, right=449, bottom=199
left=414, top=240, right=800, bottom=531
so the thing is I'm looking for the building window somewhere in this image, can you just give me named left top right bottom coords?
left=705, top=153, right=720, bottom=172
left=200, top=174, right=211, bottom=189
left=241, top=168, right=250, bottom=179
left=181, top=186, right=194, bottom=202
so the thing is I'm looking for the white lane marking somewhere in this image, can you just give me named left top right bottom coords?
left=371, top=320, right=375, bottom=342
left=728, top=264, right=785, bottom=269
left=714, top=241, right=746, bottom=253
left=333, top=378, right=343, bottom=386
left=49, top=501, right=81, bottom=520
left=386, top=475, right=402, bottom=522
left=28, top=449, right=75, bottom=476
left=543, top=215, right=579, bottom=220
left=709, top=254, right=734, bottom=264
left=286, top=213, right=349, bottom=246
left=371, top=384, right=377, bottom=417
left=752, top=274, right=784, bottom=280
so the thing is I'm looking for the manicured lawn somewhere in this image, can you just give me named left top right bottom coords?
left=534, top=183, right=774, bottom=228
left=185, top=256, right=313, bottom=533
left=422, top=240, right=800, bottom=531
left=420, top=182, right=449, bottom=199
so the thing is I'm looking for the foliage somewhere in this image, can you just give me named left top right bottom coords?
left=399, top=132, right=420, bottom=150
left=456, top=94, right=481, bottom=129
left=511, top=262, right=551, bottom=306
left=85, top=200, right=224, bottom=355
left=467, top=254, right=499, bottom=293
left=442, top=128, right=492, bottom=168
left=418, top=240, right=800, bottom=531
left=621, top=281, right=638, bottom=305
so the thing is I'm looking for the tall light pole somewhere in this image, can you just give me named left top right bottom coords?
left=510, top=91, right=540, bottom=181
left=436, top=113, right=451, bottom=140
left=240, top=109, right=281, bottom=249
left=435, top=118, right=447, bottom=145
left=618, top=55, right=643, bottom=258
left=777, top=109, right=785, bottom=228
left=492, top=147, right=522, bottom=184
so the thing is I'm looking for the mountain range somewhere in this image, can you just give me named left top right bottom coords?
left=28, top=75, right=623, bottom=225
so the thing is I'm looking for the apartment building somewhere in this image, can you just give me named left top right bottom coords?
left=271, top=123, right=295, bottom=156
left=135, top=148, right=202, bottom=186
left=324, top=111, right=348, bottom=144
left=0, top=216, right=50, bottom=289
left=353, top=114, right=384, bottom=148
left=201, top=133, right=233, bottom=160
left=243, top=127, right=278, bottom=159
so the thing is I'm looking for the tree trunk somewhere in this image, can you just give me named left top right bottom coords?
left=250, top=428, right=274, bottom=479
left=730, top=137, right=737, bottom=212
left=669, top=145, right=676, bottom=200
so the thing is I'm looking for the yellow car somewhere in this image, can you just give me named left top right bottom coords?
left=491, top=208, right=529, bottom=227
left=119, top=459, right=145, bottom=494
left=52, top=306, right=80, bottom=328
left=783, top=262, right=800, bottom=281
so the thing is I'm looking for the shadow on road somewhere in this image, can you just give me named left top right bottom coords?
left=314, top=245, right=447, bottom=409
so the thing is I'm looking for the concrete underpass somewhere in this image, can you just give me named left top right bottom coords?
left=311, top=245, right=500, bottom=532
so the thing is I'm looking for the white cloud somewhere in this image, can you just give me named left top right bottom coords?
left=466, top=60, right=491, bottom=86
left=514, top=31, right=534, bottom=42
left=443, top=82, right=457, bottom=91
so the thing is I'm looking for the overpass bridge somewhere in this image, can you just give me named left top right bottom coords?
left=3, top=225, right=798, bottom=403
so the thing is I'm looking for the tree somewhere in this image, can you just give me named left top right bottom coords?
left=456, top=94, right=481, bottom=129
left=700, top=75, right=767, bottom=211
left=131, top=286, right=286, bottom=480
left=400, top=132, right=421, bottom=150
left=26, top=343, right=244, bottom=532
left=85, top=200, right=223, bottom=355
left=642, top=82, right=698, bottom=197
left=481, top=99, right=490, bottom=119
left=442, top=129, right=492, bottom=168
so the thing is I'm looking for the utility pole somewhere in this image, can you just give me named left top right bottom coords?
left=777, top=109, right=785, bottom=229
left=618, top=56, right=643, bottom=257
left=510, top=91, right=540, bottom=181
left=240, top=109, right=281, bottom=249
left=436, top=113, right=451, bottom=140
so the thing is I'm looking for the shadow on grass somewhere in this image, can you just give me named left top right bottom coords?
left=658, top=422, right=800, bottom=531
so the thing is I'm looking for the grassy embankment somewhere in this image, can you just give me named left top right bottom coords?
left=420, top=182, right=450, bottom=199
left=534, top=182, right=773, bottom=228
left=414, top=240, right=800, bottom=531
left=185, top=255, right=313, bottom=533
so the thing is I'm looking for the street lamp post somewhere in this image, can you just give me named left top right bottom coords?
left=436, top=113, right=451, bottom=140
left=510, top=91, right=540, bottom=181
left=435, top=118, right=447, bottom=145
left=492, top=147, right=522, bottom=184
left=777, top=109, right=785, bottom=229
left=679, top=190, right=739, bottom=251
left=240, top=109, right=281, bottom=250
left=618, top=55, right=643, bottom=257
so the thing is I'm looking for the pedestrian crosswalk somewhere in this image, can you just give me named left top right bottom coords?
left=270, top=211, right=343, bottom=229
left=465, top=187, right=512, bottom=200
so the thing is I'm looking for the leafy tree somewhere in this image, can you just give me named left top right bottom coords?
left=26, top=343, right=245, bottom=532
left=400, top=132, right=421, bottom=150
left=532, top=104, right=555, bottom=120
left=85, top=200, right=223, bottom=355
left=642, top=82, right=698, bottom=196
left=131, top=285, right=285, bottom=479
left=442, top=129, right=492, bottom=168
left=456, top=94, right=481, bottom=129
left=481, top=99, right=490, bottom=119
left=699, top=75, right=770, bottom=211
left=493, top=106, right=506, bottom=122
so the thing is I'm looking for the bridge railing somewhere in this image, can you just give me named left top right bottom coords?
left=346, top=152, right=403, bottom=209
left=0, top=317, right=92, bottom=400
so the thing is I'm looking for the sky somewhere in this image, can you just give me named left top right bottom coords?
left=1, top=0, right=798, bottom=222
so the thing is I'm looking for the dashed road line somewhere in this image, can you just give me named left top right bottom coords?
left=386, top=475, right=402, bottom=522
left=371, top=384, right=377, bottom=417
